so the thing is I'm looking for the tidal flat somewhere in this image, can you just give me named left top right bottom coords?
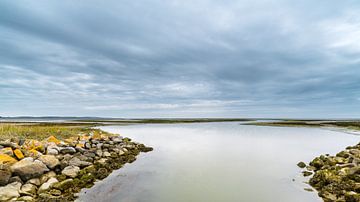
left=79, top=122, right=359, bottom=202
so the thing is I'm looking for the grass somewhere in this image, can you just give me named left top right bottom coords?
left=76, top=118, right=253, bottom=124
left=246, top=120, right=360, bottom=131
left=0, top=123, right=99, bottom=141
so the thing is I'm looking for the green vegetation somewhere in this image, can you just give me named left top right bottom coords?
left=77, top=118, right=253, bottom=124
left=246, top=120, right=360, bottom=131
left=0, top=123, right=98, bottom=141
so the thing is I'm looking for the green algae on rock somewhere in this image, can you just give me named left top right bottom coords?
left=301, top=142, right=360, bottom=202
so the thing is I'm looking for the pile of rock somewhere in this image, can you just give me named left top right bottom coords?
left=0, top=131, right=153, bottom=201
left=298, top=142, right=360, bottom=202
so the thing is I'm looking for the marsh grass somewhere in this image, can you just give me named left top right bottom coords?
left=0, top=123, right=98, bottom=141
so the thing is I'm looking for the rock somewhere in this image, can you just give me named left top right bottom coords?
left=38, top=155, right=60, bottom=169
left=0, top=182, right=22, bottom=201
left=85, top=142, right=91, bottom=149
left=40, top=171, right=56, bottom=184
left=96, top=150, right=103, bottom=157
left=14, top=149, right=25, bottom=160
left=297, top=161, right=306, bottom=168
left=69, top=157, right=92, bottom=168
left=112, top=137, right=123, bottom=143
left=9, top=176, right=23, bottom=184
left=0, top=164, right=11, bottom=186
left=0, top=154, right=18, bottom=165
left=103, top=151, right=111, bottom=157
left=59, top=147, right=76, bottom=155
left=49, top=189, right=61, bottom=196
left=0, top=147, right=14, bottom=156
left=11, top=157, right=49, bottom=181
left=302, top=171, right=312, bottom=177
left=46, top=136, right=61, bottom=145
left=19, top=183, right=37, bottom=196
left=61, top=166, right=80, bottom=178
left=53, top=179, right=73, bottom=191
left=27, top=178, right=41, bottom=186
left=17, top=195, right=34, bottom=201
left=38, top=177, right=58, bottom=193
left=24, top=149, right=43, bottom=158
left=97, top=158, right=108, bottom=165
left=309, top=157, right=324, bottom=169
left=0, top=141, right=19, bottom=149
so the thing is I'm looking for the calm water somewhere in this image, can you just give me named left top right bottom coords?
left=78, top=122, right=359, bottom=202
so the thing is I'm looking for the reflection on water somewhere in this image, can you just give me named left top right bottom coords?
left=78, top=122, right=359, bottom=202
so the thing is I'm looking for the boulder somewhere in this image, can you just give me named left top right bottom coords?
left=53, top=179, right=74, bottom=191
left=38, top=177, right=58, bottom=193
left=0, top=154, right=18, bottom=165
left=11, top=157, right=49, bottom=181
left=61, top=165, right=80, bottom=178
left=0, top=147, right=14, bottom=156
left=297, top=161, right=306, bottom=168
left=19, top=183, right=37, bottom=196
left=14, top=149, right=25, bottom=160
left=96, top=150, right=103, bottom=157
left=59, top=147, right=76, bottom=155
left=103, top=151, right=111, bottom=157
left=69, top=157, right=92, bottom=168
left=0, top=182, right=22, bottom=201
left=0, top=141, right=19, bottom=149
left=40, top=171, right=56, bottom=184
left=38, top=155, right=60, bottom=169
left=0, top=164, right=11, bottom=186
left=27, top=178, right=41, bottom=186
left=45, top=136, right=61, bottom=145
left=17, top=196, right=34, bottom=201
left=8, top=176, right=23, bottom=184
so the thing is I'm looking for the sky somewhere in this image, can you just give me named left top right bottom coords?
left=1, top=0, right=360, bottom=118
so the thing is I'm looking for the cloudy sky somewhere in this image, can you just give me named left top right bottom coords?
left=1, top=0, right=360, bottom=118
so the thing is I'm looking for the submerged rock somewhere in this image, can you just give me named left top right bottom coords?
left=297, top=161, right=306, bottom=168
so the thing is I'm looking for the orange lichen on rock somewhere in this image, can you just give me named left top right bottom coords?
left=0, top=154, right=18, bottom=165
left=46, top=136, right=61, bottom=144
left=13, top=149, right=24, bottom=160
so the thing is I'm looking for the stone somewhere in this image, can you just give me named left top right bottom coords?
left=0, top=154, right=18, bottom=165
left=302, top=171, right=312, bottom=177
left=0, top=182, right=21, bottom=201
left=24, top=149, right=43, bottom=158
left=9, top=176, right=23, bottom=184
left=0, top=164, right=11, bottom=186
left=17, top=196, right=34, bottom=201
left=97, top=158, right=107, bottom=165
left=38, top=155, right=60, bottom=169
left=297, top=161, right=306, bottom=168
left=11, top=157, right=49, bottom=181
left=85, top=142, right=91, bottom=149
left=112, top=137, right=123, bottom=143
left=0, top=141, right=19, bottom=149
left=69, top=157, right=92, bottom=168
left=103, top=151, right=111, bottom=157
left=38, top=177, right=58, bottom=193
left=61, top=165, right=80, bottom=178
left=96, top=150, right=103, bottom=157
left=53, top=179, right=74, bottom=191
left=27, top=178, right=41, bottom=186
left=19, top=183, right=37, bottom=196
left=46, top=136, right=61, bottom=145
left=40, top=171, right=57, bottom=184
left=0, top=147, right=14, bottom=156
left=14, top=149, right=25, bottom=160
left=59, top=147, right=76, bottom=155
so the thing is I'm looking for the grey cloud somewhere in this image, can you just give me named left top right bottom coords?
left=1, top=0, right=360, bottom=118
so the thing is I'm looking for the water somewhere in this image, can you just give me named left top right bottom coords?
left=78, top=122, right=359, bottom=202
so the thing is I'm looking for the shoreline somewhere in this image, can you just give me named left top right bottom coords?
left=0, top=124, right=153, bottom=201
left=249, top=120, right=360, bottom=201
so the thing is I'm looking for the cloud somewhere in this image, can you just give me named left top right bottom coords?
left=0, top=0, right=360, bottom=118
